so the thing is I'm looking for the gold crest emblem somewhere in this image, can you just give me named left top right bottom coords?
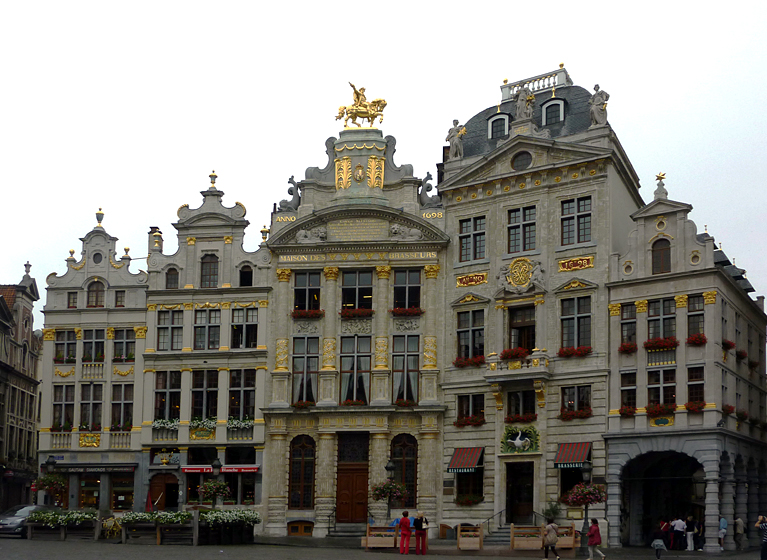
left=508, top=257, right=534, bottom=287
left=354, top=164, right=365, bottom=183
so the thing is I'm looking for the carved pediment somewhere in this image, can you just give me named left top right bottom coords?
left=553, top=277, right=598, bottom=293
left=630, top=198, right=692, bottom=221
left=451, top=292, right=491, bottom=307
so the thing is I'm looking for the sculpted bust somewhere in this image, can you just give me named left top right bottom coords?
left=390, top=223, right=424, bottom=241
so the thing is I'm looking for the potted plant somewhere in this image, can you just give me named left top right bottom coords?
left=749, top=360, right=760, bottom=371
left=199, top=480, right=232, bottom=508
left=559, top=407, right=593, bottom=421
left=389, top=307, right=425, bottom=317
left=292, top=400, right=315, bottom=410
left=113, top=354, right=125, bottom=363
left=82, top=353, right=93, bottom=363
left=395, top=399, right=416, bottom=407
left=643, top=337, right=680, bottom=351
left=455, top=494, right=484, bottom=506
left=340, top=399, right=365, bottom=406
left=452, top=355, right=485, bottom=368
left=560, top=482, right=607, bottom=507
left=500, top=347, right=530, bottom=360
left=227, top=416, right=255, bottom=429
left=736, top=350, right=748, bottom=362
left=618, top=342, right=637, bottom=355
left=54, top=352, right=64, bottom=363
left=722, top=339, right=736, bottom=351
left=686, top=333, right=708, bottom=346
left=339, top=308, right=374, bottom=319
left=684, top=401, right=706, bottom=413
left=646, top=403, right=678, bottom=417
left=453, top=414, right=486, bottom=427
left=736, top=409, right=749, bottom=422
left=152, top=418, right=180, bottom=430
left=504, top=412, right=537, bottom=423
left=62, top=420, right=72, bottom=432
left=619, top=405, right=637, bottom=417
left=557, top=346, right=593, bottom=358
left=126, top=352, right=135, bottom=362
left=457, top=522, right=484, bottom=549
left=95, top=352, right=104, bottom=362
left=290, top=309, right=325, bottom=319
left=65, top=355, right=76, bottom=364
left=371, top=479, right=408, bottom=502
left=722, top=404, right=735, bottom=415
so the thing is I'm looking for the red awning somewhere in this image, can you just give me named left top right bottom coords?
left=181, top=466, right=212, bottom=473
left=447, top=448, right=484, bottom=473
left=554, top=442, right=592, bottom=468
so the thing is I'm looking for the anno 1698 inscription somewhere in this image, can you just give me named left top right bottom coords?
left=327, top=218, right=388, bottom=242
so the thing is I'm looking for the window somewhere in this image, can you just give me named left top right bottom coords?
left=507, top=390, right=536, bottom=416
left=457, top=394, right=484, bottom=419
left=621, top=303, right=637, bottom=343
left=391, top=434, right=417, bottom=508
left=561, top=385, right=591, bottom=412
left=341, top=271, right=373, bottom=310
left=393, top=335, right=419, bottom=402
left=509, top=306, right=535, bottom=350
left=393, top=269, right=421, bottom=309
left=239, top=265, right=253, bottom=287
left=80, top=383, right=103, bottom=430
left=507, top=206, right=536, bottom=254
left=165, top=268, right=179, bottom=289
left=111, top=384, right=133, bottom=431
left=194, top=310, right=221, bottom=350
left=561, top=197, right=591, bottom=246
left=113, top=329, right=136, bottom=361
left=158, top=310, right=183, bottom=351
left=154, top=371, right=181, bottom=420
left=294, top=272, right=321, bottom=311
left=511, top=152, right=532, bottom=171
left=115, top=290, right=125, bottom=307
left=67, top=292, right=77, bottom=309
left=544, top=103, right=562, bottom=125
left=82, top=329, right=105, bottom=362
left=648, top=299, right=676, bottom=339
left=735, top=313, right=741, bottom=347
left=52, top=384, right=74, bottom=429
left=192, top=370, right=218, bottom=419
left=621, top=372, right=636, bottom=407
left=340, top=335, right=371, bottom=403
left=561, top=296, right=591, bottom=347
left=289, top=435, right=315, bottom=509
left=688, top=367, right=704, bottom=402
left=229, top=369, right=256, bottom=419
left=687, top=295, right=704, bottom=335
left=55, top=330, right=76, bottom=362
left=87, top=281, right=105, bottom=307
left=111, top=475, right=134, bottom=511
left=651, top=239, right=671, bottom=274
left=200, top=254, right=219, bottom=288
left=459, top=217, right=486, bottom=262
left=490, top=118, right=506, bottom=139
left=231, top=308, right=258, bottom=349
left=648, top=369, right=676, bottom=405
left=224, top=447, right=259, bottom=505
left=457, top=310, right=484, bottom=358
left=456, top=455, right=483, bottom=500
left=292, top=337, right=319, bottom=403
left=721, top=299, right=728, bottom=340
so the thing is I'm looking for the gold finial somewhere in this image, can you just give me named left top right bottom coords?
left=655, top=172, right=666, bottom=182
left=704, top=224, right=708, bottom=233
left=719, top=242, right=722, bottom=250
left=96, top=207, right=104, bottom=226
left=559, top=63, right=564, bottom=69
left=261, top=225, right=270, bottom=242
left=123, top=247, right=130, bottom=256
left=497, top=104, right=501, bottom=113
left=503, top=79, right=508, bottom=84
left=209, top=170, right=217, bottom=185
left=68, top=249, right=75, bottom=258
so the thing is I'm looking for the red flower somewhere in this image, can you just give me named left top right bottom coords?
left=722, top=404, right=735, bottom=415
left=339, top=308, right=374, bottom=319
left=684, top=401, right=706, bottom=413
left=618, top=342, right=637, bottom=355
left=454, top=415, right=486, bottom=427
left=504, top=413, right=537, bottom=423
left=643, top=337, right=680, bottom=350
left=722, top=340, right=736, bottom=351
left=736, top=350, right=748, bottom=362
left=389, top=307, right=425, bottom=317
left=453, top=355, right=486, bottom=368
left=558, top=346, right=592, bottom=358
left=500, top=347, right=531, bottom=360
left=559, top=407, right=593, bottom=421
left=290, top=309, right=325, bottom=319
left=686, top=333, right=708, bottom=346
left=646, top=403, right=677, bottom=417
left=619, top=405, right=637, bottom=417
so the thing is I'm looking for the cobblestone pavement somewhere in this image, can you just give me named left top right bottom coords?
left=0, top=536, right=761, bottom=560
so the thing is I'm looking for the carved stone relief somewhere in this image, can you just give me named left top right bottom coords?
left=394, top=319, right=420, bottom=332
left=293, top=321, right=319, bottom=334
left=341, top=319, right=372, bottom=334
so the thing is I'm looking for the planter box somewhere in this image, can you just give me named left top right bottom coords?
left=457, top=525, right=483, bottom=550
left=122, top=522, right=158, bottom=544
left=198, top=522, right=253, bottom=546
left=65, top=520, right=99, bottom=540
left=364, top=525, right=398, bottom=550
left=27, top=523, right=65, bottom=541
left=158, top=523, right=194, bottom=545
left=510, top=524, right=543, bottom=549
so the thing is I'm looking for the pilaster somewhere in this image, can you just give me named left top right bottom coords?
left=318, top=267, right=340, bottom=406
left=420, top=265, right=440, bottom=405
left=314, top=433, right=337, bottom=537
left=734, top=467, right=748, bottom=550
left=369, top=432, right=391, bottom=524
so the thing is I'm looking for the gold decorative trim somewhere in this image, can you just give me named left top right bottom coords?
left=160, top=304, right=183, bottom=310
left=518, top=183, right=526, bottom=189
left=224, top=236, right=233, bottom=244
left=589, top=170, right=596, bottom=176
left=324, top=266, right=340, bottom=281
left=471, top=193, right=478, bottom=198
left=233, top=301, right=259, bottom=308
left=675, top=294, right=688, bottom=308
left=486, top=190, right=493, bottom=196
left=184, top=303, right=194, bottom=310
left=184, top=284, right=194, bottom=289
left=54, top=367, right=75, bottom=377
left=335, top=156, right=352, bottom=190
left=335, top=143, right=385, bottom=152
left=649, top=416, right=674, bottom=428
left=703, top=291, right=717, bottom=305
left=375, top=265, right=392, bottom=279
left=114, top=366, right=134, bottom=376
left=275, top=339, right=289, bottom=371
left=143, top=369, right=156, bottom=373
left=533, top=296, right=545, bottom=306
left=79, top=433, right=101, bottom=447
left=558, top=256, right=594, bottom=272
left=75, top=328, right=82, bottom=340
left=222, top=283, right=232, bottom=288
left=648, top=232, right=674, bottom=243
left=495, top=304, right=507, bottom=310
left=456, top=196, right=462, bottom=202
left=221, top=302, right=231, bottom=309
left=424, top=265, right=440, bottom=279
left=655, top=216, right=667, bottom=231
left=374, top=337, right=388, bottom=370
left=534, top=380, right=546, bottom=408
left=109, top=255, right=125, bottom=269
left=608, top=303, right=621, bottom=316
left=196, top=302, right=221, bottom=309
left=367, top=155, right=385, bottom=189
left=322, top=338, right=337, bottom=371
left=534, top=180, right=541, bottom=186
left=458, top=294, right=482, bottom=303
left=187, top=237, right=196, bottom=245
left=635, top=300, right=648, bottom=313
left=562, top=280, right=589, bottom=290
left=503, top=185, right=510, bottom=192
left=106, top=327, right=115, bottom=340
left=147, top=304, right=157, bottom=311
left=456, top=272, right=488, bottom=287
left=276, top=269, right=292, bottom=282
left=182, top=347, right=192, bottom=352
left=70, top=255, right=86, bottom=270
left=190, top=427, right=216, bottom=440
left=422, top=337, right=437, bottom=370
left=218, top=346, right=230, bottom=351
left=554, top=176, right=562, bottom=183
left=43, top=328, right=56, bottom=341
left=235, top=201, right=247, bottom=215
left=134, top=326, right=147, bottom=339
left=491, top=384, right=503, bottom=410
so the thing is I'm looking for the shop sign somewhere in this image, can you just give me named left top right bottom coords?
left=456, top=272, right=488, bottom=288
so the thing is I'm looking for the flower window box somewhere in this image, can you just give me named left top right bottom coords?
left=722, top=339, right=736, bottom=351
left=339, top=308, right=374, bottom=319
left=646, top=403, right=677, bottom=417
left=722, top=404, right=735, bottom=415
left=292, top=400, right=315, bottom=410
left=290, top=309, right=325, bottom=319
left=504, top=413, right=537, bottom=424
left=452, top=355, right=485, bottom=368
left=395, top=399, right=416, bottom=407
left=500, top=347, right=530, bottom=360
left=684, top=401, right=706, bottom=413
left=736, top=350, right=748, bottom=362
left=643, top=337, right=679, bottom=351
left=619, top=405, right=637, bottom=417
left=735, top=409, right=749, bottom=422
left=453, top=415, right=486, bottom=427
left=559, top=407, right=593, bottom=421
left=618, top=342, right=637, bottom=355
left=340, top=399, right=365, bottom=406
left=389, top=307, right=424, bottom=317
left=686, top=333, right=707, bottom=346
left=557, top=346, right=592, bottom=358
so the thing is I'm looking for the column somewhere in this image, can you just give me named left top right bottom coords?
left=218, top=303, right=232, bottom=350
left=371, top=266, right=391, bottom=405
left=318, top=267, right=339, bottom=407
left=734, top=465, right=748, bottom=550
left=747, top=464, right=759, bottom=548
left=420, top=265, right=440, bottom=405
left=217, top=368, right=230, bottom=442
left=314, top=433, right=337, bottom=537
left=675, top=295, right=690, bottom=407
left=143, top=306, right=156, bottom=353
left=369, top=432, right=391, bottom=524
left=265, top=430, right=288, bottom=536
left=702, top=460, right=722, bottom=553
left=605, top=469, right=622, bottom=547
left=270, top=269, right=291, bottom=408
left=418, top=415, right=439, bottom=539
left=179, top=368, right=193, bottom=441
left=718, top=461, right=735, bottom=553
left=182, top=303, right=194, bottom=352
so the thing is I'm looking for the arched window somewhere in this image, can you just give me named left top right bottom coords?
left=652, top=239, right=671, bottom=274
left=166, top=268, right=179, bottom=289
left=487, top=115, right=509, bottom=139
left=239, top=265, right=253, bottom=287
left=289, top=435, right=315, bottom=509
left=200, top=255, right=219, bottom=288
left=87, top=281, right=105, bottom=307
left=391, top=434, right=417, bottom=508
left=541, top=99, right=565, bottom=126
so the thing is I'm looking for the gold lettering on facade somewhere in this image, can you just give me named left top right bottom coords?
left=456, top=272, right=488, bottom=288
left=558, top=255, right=595, bottom=272
left=327, top=218, right=388, bottom=242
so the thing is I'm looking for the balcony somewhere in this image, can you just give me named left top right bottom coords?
left=484, top=352, right=551, bottom=383
left=109, top=431, right=132, bottom=449
left=152, top=428, right=179, bottom=442
left=646, top=349, right=676, bottom=366
left=51, top=432, right=73, bottom=449
left=81, top=363, right=104, bottom=379
left=227, top=427, right=255, bottom=441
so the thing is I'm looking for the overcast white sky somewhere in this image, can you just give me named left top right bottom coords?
left=2, top=1, right=766, bottom=328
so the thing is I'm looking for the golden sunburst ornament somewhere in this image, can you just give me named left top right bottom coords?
left=655, top=172, right=666, bottom=181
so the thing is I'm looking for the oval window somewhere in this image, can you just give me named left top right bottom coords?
left=512, top=152, right=532, bottom=171
left=92, top=252, right=103, bottom=264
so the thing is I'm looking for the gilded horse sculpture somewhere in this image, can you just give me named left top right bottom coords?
left=336, top=82, right=387, bottom=127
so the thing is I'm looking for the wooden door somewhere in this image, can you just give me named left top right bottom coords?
left=506, top=462, right=534, bottom=524
left=150, top=473, right=178, bottom=511
left=336, top=464, right=368, bottom=523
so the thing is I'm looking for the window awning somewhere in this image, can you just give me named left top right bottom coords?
left=447, top=447, right=484, bottom=473
left=554, top=442, right=591, bottom=469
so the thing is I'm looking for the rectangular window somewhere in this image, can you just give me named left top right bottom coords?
left=393, top=269, right=421, bottom=309
left=621, top=372, right=637, bottom=407
left=457, top=394, right=484, bottom=419
left=80, top=383, right=103, bottom=430
left=507, top=390, right=536, bottom=416
left=457, top=310, right=484, bottom=358
left=293, top=272, right=321, bottom=311
left=340, top=335, right=371, bottom=403
left=292, top=337, right=319, bottom=404
left=341, top=271, right=373, bottom=310
left=687, top=295, right=704, bottom=335
left=229, top=369, right=256, bottom=419
left=561, top=385, right=591, bottom=412
left=561, top=196, right=591, bottom=245
left=561, top=296, right=591, bottom=348
left=688, top=367, right=704, bottom=402
left=459, top=216, right=486, bottom=262
left=507, top=206, right=536, bottom=253
left=154, top=371, right=181, bottom=420
left=191, top=370, right=218, bottom=419
left=200, top=255, right=219, bottom=288
left=52, top=384, right=74, bottom=429
left=648, top=299, right=676, bottom=339
left=157, top=310, right=183, bottom=351
left=113, top=329, right=136, bottom=361
left=231, top=308, right=258, bottom=349
left=82, top=329, right=105, bottom=362
left=55, top=330, right=77, bottom=362
left=392, top=335, right=419, bottom=402
left=647, top=369, right=676, bottom=405
left=111, top=475, right=134, bottom=511
left=621, top=303, right=637, bottom=343
left=509, top=305, right=535, bottom=350
left=194, top=310, right=221, bottom=350
left=115, top=290, right=125, bottom=307
left=67, top=292, right=77, bottom=309
left=111, top=384, right=133, bottom=430
left=456, top=467, right=484, bottom=501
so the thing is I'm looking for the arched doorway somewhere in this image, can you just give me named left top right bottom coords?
left=621, top=451, right=703, bottom=546
left=150, top=473, right=179, bottom=511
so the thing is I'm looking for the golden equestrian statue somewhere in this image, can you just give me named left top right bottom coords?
left=336, top=82, right=387, bottom=128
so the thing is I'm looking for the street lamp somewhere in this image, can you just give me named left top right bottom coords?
left=384, top=459, right=396, bottom=522
left=45, top=455, right=57, bottom=474
left=211, top=457, right=222, bottom=476
left=580, top=461, right=593, bottom=557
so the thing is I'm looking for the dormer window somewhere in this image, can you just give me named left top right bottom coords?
left=487, top=115, right=509, bottom=139
left=652, top=239, right=671, bottom=274
left=166, top=268, right=179, bottom=289
left=200, top=255, right=219, bottom=288
left=87, top=281, right=105, bottom=308
left=541, top=99, right=565, bottom=126
left=240, top=265, right=253, bottom=287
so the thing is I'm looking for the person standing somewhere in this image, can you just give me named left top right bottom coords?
left=543, top=518, right=560, bottom=560
left=413, top=511, right=428, bottom=555
left=587, top=518, right=606, bottom=560
left=685, top=515, right=696, bottom=551
left=734, top=515, right=745, bottom=550
left=399, top=511, right=411, bottom=554
left=754, top=514, right=767, bottom=560
left=672, top=516, right=686, bottom=550
left=719, top=515, right=728, bottom=551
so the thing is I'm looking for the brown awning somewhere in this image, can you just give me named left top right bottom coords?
left=447, top=447, right=484, bottom=473
left=554, top=442, right=592, bottom=468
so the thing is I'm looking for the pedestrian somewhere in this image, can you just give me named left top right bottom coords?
left=696, top=519, right=705, bottom=551
left=587, top=518, right=606, bottom=560
left=652, top=528, right=668, bottom=560
left=413, top=511, right=428, bottom=555
left=399, top=510, right=411, bottom=554
left=659, top=519, right=671, bottom=549
left=734, top=515, right=745, bottom=550
left=685, top=515, right=696, bottom=551
left=755, top=514, right=767, bottom=560
left=719, top=515, right=728, bottom=551
left=672, top=516, right=686, bottom=550
left=543, top=517, right=560, bottom=560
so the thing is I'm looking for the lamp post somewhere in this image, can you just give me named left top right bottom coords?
left=385, top=459, right=396, bottom=522
left=211, top=457, right=222, bottom=508
left=45, top=455, right=57, bottom=474
left=580, top=461, right=593, bottom=557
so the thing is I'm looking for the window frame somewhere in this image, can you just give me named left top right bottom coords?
left=687, top=295, right=704, bottom=335
left=87, top=281, right=105, bottom=308
left=488, top=115, right=508, bottom=139
left=393, top=269, right=421, bottom=309
left=113, top=328, right=136, bottom=360
left=457, top=309, right=485, bottom=359
left=620, top=372, right=637, bottom=407
left=339, top=335, right=371, bottom=404
left=228, top=369, right=256, bottom=420
left=541, top=99, right=565, bottom=126
left=165, top=268, right=179, bottom=289
left=561, top=385, right=591, bottom=412
left=289, top=435, right=316, bottom=509
left=200, top=254, right=219, bottom=289
left=560, top=196, right=592, bottom=246
left=231, top=307, right=258, bottom=349
left=157, top=310, right=183, bottom=351
left=507, top=206, right=536, bottom=254
left=457, top=393, right=485, bottom=420
left=648, top=298, right=676, bottom=339
left=111, top=383, right=133, bottom=430
left=292, top=337, right=319, bottom=404
left=115, top=290, right=125, bottom=308
left=55, top=330, right=77, bottom=362
left=239, top=265, right=253, bottom=287
left=194, top=309, right=221, bottom=350
left=67, top=292, right=78, bottom=309
left=647, top=368, right=676, bottom=405
left=80, top=382, right=103, bottom=430
left=293, top=271, right=321, bottom=311
left=341, top=270, right=373, bottom=310
left=651, top=239, right=671, bottom=274
left=621, top=303, right=637, bottom=343
left=191, top=370, right=219, bottom=420
left=154, top=371, right=181, bottom=420
left=687, top=367, right=704, bottom=402
left=458, top=216, right=486, bottom=262
left=507, top=390, right=536, bottom=416
left=561, top=296, right=592, bottom=348
left=392, top=335, right=419, bottom=402
left=82, top=329, right=105, bottom=362
left=52, top=383, right=75, bottom=428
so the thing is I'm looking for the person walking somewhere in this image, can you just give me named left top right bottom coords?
left=659, top=519, right=671, bottom=549
left=652, top=527, right=668, bottom=560
left=399, top=511, right=411, bottom=555
left=685, top=515, right=697, bottom=551
left=543, top=517, right=560, bottom=560
left=755, top=514, right=767, bottom=560
left=719, top=515, right=728, bottom=551
left=734, top=515, right=745, bottom=550
left=587, top=518, right=606, bottom=560
left=413, top=511, right=428, bottom=555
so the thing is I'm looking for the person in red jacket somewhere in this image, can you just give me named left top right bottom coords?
left=399, top=511, right=411, bottom=554
left=587, top=518, right=606, bottom=560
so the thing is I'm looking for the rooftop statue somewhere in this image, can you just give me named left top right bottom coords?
left=445, top=120, right=466, bottom=161
left=336, top=82, right=387, bottom=128
left=513, top=86, right=535, bottom=120
left=589, top=84, right=610, bottom=127
left=277, top=176, right=301, bottom=212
